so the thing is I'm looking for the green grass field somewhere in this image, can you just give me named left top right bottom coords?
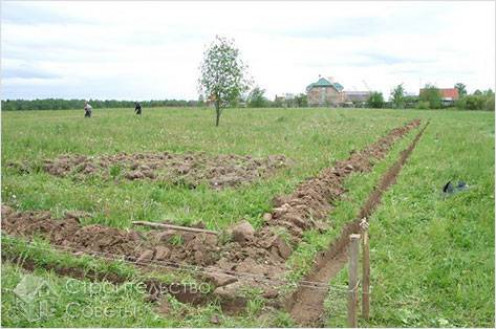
left=1, top=107, right=494, bottom=327
left=1, top=107, right=414, bottom=230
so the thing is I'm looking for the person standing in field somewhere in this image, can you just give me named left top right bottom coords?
left=135, top=102, right=142, bottom=115
left=84, top=100, right=93, bottom=118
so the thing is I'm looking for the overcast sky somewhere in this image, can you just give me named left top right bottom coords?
left=1, top=1, right=495, bottom=101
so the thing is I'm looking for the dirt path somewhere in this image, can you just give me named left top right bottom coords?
left=288, top=122, right=429, bottom=327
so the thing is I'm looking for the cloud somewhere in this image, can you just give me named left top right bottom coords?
left=2, top=66, right=60, bottom=79
left=0, top=1, right=494, bottom=100
left=0, top=1, right=88, bottom=25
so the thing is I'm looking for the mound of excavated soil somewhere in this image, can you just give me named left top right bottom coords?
left=1, top=209, right=143, bottom=257
left=7, top=152, right=289, bottom=190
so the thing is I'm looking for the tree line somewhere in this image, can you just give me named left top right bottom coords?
left=1, top=98, right=202, bottom=111
left=0, top=94, right=309, bottom=112
left=2, top=85, right=493, bottom=113
left=367, top=83, right=494, bottom=111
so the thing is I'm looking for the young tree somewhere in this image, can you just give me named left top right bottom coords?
left=390, top=84, right=405, bottom=109
left=247, top=86, right=267, bottom=108
left=367, top=92, right=384, bottom=108
left=198, top=36, right=250, bottom=126
left=454, top=83, right=467, bottom=97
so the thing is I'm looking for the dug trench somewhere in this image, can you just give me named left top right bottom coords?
left=287, top=121, right=430, bottom=327
left=0, top=255, right=204, bottom=305
left=0, top=250, right=246, bottom=315
left=1, top=119, right=421, bottom=317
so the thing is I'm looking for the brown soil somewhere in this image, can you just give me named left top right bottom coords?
left=287, top=121, right=429, bottom=327
left=7, top=152, right=289, bottom=190
left=1, top=119, right=421, bottom=313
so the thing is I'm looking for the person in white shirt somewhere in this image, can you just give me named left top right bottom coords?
left=84, top=100, right=93, bottom=118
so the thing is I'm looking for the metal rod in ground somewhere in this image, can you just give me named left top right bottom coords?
left=348, top=234, right=361, bottom=328
left=362, top=226, right=370, bottom=321
left=131, top=221, right=218, bottom=235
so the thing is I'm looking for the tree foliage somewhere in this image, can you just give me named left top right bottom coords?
left=454, top=82, right=467, bottom=97
left=419, top=84, right=442, bottom=109
left=390, top=84, right=405, bottom=109
left=247, top=86, right=267, bottom=108
left=198, top=36, right=250, bottom=126
left=456, top=89, right=494, bottom=111
left=294, top=93, right=308, bottom=107
left=367, top=92, right=384, bottom=108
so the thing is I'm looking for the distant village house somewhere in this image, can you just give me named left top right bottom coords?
left=306, top=76, right=376, bottom=107
left=419, top=87, right=459, bottom=106
left=306, top=76, right=345, bottom=107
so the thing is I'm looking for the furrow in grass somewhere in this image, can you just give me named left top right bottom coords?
left=287, top=122, right=429, bottom=327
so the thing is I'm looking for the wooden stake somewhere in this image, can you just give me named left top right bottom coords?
left=348, top=234, right=360, bottom=328
left=362, top=226, right=370, bottom=321
left=132, top=221, right=218, bottom=235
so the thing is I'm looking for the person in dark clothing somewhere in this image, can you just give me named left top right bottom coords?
left=135, top=102, right=142, bottom=115
left=84, top=101, right=93, bottom=118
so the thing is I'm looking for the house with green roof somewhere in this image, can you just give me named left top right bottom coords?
left=306, top=76, right=345, bottom=107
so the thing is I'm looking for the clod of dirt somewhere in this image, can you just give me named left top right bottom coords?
left=262, top=287, right=279, bottom=299
left=202, top=270, right=238, bottom=287
left=156, top=229, right=177, bottom=243
left=271, top=237, right=292, bottom=260
left=213, top=281, right=246, bottom=301
left=125, top=171, right=145, bottom=180
left=181, top=234, right=220, bottom=265
left=181, top=232, right=197, bottom=244
left=153, top=246, right=171, bottom=261
left=70, top=225, right=139, bottom=255
left=235, top=258, right=270, bottom=276
left=231, top=220, right=255, bottom=244
left=137, top=249, right=155, bottom=263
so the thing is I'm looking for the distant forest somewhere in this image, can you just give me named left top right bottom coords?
left=0, top=99, right=201, bottom=111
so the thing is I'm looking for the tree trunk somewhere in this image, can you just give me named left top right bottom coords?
left=215, top=101, right=221, bottom=127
